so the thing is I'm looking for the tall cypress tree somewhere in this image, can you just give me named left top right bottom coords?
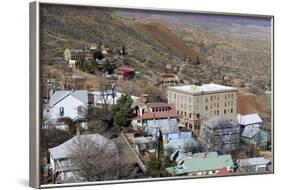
left=157, top=129, right=165, bottom=176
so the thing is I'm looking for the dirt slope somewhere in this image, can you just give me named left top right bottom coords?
left=129, top=22, right=201, bottom=60
left=237, top=92, right=269, bottom=119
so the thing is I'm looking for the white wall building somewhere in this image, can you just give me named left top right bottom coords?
left=43, top=90, right=88, bottom=130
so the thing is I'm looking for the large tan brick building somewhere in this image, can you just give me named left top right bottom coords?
left=167, top=83, right=238, bottom=131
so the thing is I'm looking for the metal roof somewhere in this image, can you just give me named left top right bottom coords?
left=147, top=118, right=179, bottom=135
left=238, top=157, right=270, bottom=167
left=237, top=113, right=263, bottom=126
left=49, top=134, right=116, bottom=160
left=166, top=154, right=234, bottom=175
left=164, top=138, right=199, bottom=150
left=131, top=136, right=154, bottom=144
left=168, top=83, right=237, bottom=94
left=49, top=90, right=88, bottom=107
left=241, top=125, right=261, bottom=138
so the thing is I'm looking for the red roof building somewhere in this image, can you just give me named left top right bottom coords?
left=160, top=73, right=178, bottom=85
left=116, top=67, right=135, bottom=80
left=132, top=102, right=180, bottom=127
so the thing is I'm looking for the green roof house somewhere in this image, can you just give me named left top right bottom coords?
left=166, top=154, right=234, bottom=176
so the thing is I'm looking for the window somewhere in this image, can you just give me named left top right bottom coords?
left=174, top=94, right=176, bottom=99
left=217, top=103, right=219, bottom=108
left=205, top=106, right=208, bottom=111
left=224, top=109, right=226, bottom=114
left=217, top=110, right=219, bottom=115
left=196, top=113, right=200, bottom=118
left=231, top=108, right=233, bottom=113
left=59, top=107, right=64, bottom=117
left=214, top=111, right=216, bottom=115
left=217, top=95, right=219, bottom=100
left=205, top=98, right=208, bottom=103
left=210, top=96, right=213, bottom=101
left=189, top=113, right=192, bottom=118
left=231, top=93, right=234, bottom=98
left=225, top=94, right=227, bottom=99
left=189, top=97, right=191, bottom=102
left=78, top=106, right=83, bottom=115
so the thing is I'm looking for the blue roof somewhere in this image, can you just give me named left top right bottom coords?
left=164, top=138, right=198, bottom=150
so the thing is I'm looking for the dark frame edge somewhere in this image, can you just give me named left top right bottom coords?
left=30, top=1, right=41, bottom=189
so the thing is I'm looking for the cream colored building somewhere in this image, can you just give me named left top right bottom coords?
left=167, top=83, right=238, bottom=131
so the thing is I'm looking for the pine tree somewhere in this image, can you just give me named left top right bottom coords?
left=110, top=94, right=133, bottom=128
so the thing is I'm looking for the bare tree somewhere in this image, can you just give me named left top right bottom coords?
left=98, top=78, right=115, bottom=110
left=67, top=135, right=141, bottom=181
left=68, top=136, right=119, bottom=181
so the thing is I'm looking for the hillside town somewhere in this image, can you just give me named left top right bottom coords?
left=40, top=42, right=272, bottom=185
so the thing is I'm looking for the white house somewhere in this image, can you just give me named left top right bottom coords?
left=43, top=90, right=88, bottom=130
left=49, top=134, right=116, bottom=183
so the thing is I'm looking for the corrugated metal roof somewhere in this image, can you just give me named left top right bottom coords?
left=166, top=154, right=234, bottom=175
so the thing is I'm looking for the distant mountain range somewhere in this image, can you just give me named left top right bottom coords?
left=115, top=9, right=271, bottom=27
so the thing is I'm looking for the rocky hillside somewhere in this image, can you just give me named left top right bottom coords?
left=40, top=4, right=201, bottom=83
left=40, top=4, right=272, bottom=98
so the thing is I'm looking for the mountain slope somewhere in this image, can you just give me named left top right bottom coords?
left=40, top=4, right=201, bottom=67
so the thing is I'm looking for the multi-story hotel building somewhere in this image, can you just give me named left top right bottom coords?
left=167, top=83, right=238, bottom=131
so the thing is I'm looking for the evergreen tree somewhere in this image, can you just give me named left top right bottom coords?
left=146, top=130, right=175, bottom=177
left=110, top=94, right=133, bottom=128
left=157, top=130, right=165, bottom=176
